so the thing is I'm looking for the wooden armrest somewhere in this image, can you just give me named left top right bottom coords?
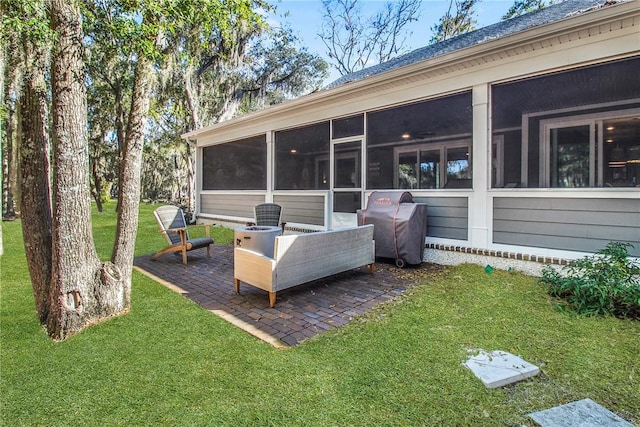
left=161, top=224, right=212, bottom=237
left=159, top=227, right=187, bottom=234
left=186, top=223, right=212, bottom=237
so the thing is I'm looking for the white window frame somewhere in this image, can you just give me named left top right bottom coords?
left=394, top=139, right=471, bottom=189
left=538, top=107, right=640, bottom=188
left=540, top=118, right=595, bottom=188
left=492, top=135, right=505, bottom=188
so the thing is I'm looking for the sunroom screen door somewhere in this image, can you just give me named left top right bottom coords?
left=331, top=140, right=363, bottom=228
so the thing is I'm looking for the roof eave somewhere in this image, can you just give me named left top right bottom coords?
left=181, top=0, right=639, bottom=142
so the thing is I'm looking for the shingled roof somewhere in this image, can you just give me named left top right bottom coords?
left=325, top=0, right=620, bottom=89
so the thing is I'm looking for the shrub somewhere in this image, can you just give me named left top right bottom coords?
left=540, top=242, right=640, bottom=319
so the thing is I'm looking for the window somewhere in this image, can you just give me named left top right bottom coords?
left=275, top=122, right=330, bottom=190
left=491, top=57, right=640, bottom=188
left=367, top=92, right=473, bottom=189
left=545, top=123, right=592, bottom=188
left=603, top=117, right=640, bottom=187
left=333, top=114, right=364, bottom=139
left=398, top=151, right=418, bottom=189
left=394, top=141, right=471, bottom=189
left=420, top=149, right=441, bottom=189
left=540, top=114, right=640, bottom=188
left=202, top=135, right=266, bottom=190
left=445, top=146, right=471, bottom=188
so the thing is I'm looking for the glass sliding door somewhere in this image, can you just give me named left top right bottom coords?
left=397, top=152, right=418, bottom=189
left=541, top=112, right=640, bottom=188
left=394, top=141, right=470, bottom=189
left=603, top=116, right=640, bottom=187
left=445, top=146, right=471, bottom=188
left=420, top=149, right=440, bottom=189
left=543, top=122, right=594, bottom=188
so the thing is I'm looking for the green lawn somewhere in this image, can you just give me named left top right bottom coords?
left=1, top=203, right=639, bottom=426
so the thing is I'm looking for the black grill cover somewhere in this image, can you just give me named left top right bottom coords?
left=357, top=191, right=427, bottom=266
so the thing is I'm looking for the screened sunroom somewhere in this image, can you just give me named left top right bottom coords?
left=491, top=58, right=640, bottom=190
left=186, top=0, right=640, bottom=261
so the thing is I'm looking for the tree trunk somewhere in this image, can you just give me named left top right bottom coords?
left=0, top=20, right=4, bottom=256
left=111, top=50, right=155, bottom=288
left=47, top=0, right=127, bottom=340
left=113, top=80, right=126, bottom=213
left=183, top=69, right=200, bottom=216
left=19, top=20, right=53, bottom=326
left=2, top=31, right=21, bottom=220
left=2, top=111, right=17, bottom=220
left=5, top=99, right=19, bottom=219
left=184, top=66, right=201, bottom=130
left=91, top=155, right=104, bottom=212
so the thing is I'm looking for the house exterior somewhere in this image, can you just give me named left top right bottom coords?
left=183, top=0, right=640, bottom=267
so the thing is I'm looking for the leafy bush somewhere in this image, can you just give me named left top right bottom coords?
left=540, top=242, right=640, bottom=319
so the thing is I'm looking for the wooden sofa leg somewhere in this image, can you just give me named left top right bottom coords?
left=181, top=248, right=188, bottom=265
left=269, top=292, right=276, bottom=308
left=234, top=279, right=240, bottom=294
left=368, top=263, right=375, bottom=274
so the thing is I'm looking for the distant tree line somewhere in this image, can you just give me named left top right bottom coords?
left=0, top=0, right=327, bottom=340
left=1, top=0, right=328, bottom=220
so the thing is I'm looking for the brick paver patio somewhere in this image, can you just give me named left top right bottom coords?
left=134, top=244, right=437, bottom=347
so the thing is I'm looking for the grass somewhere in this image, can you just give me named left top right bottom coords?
left=1, top=202, right=639, bottom=426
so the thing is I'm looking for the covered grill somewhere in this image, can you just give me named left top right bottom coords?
left=357, top=191, right=427, bottom=268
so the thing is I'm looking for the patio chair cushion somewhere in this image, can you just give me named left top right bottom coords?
left=186, top=237, right=215, bottom=250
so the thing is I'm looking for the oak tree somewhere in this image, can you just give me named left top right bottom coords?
left=502, top=0, right=547, bottom=20
left=430, top=0, right=478, bottom=43
left=319, top=0, right=421, bottom=75
left=6, top=0, right=259, bottom=339
left=3, top=0, right=325, bottom=339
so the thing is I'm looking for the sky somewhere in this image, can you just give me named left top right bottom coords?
left=270, top=0, right=518, bottom=83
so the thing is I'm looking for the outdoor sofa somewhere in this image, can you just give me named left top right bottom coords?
left=234, top=224, right=375, bottom=307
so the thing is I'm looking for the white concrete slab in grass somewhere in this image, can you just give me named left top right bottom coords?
left=528, top=398, right=634, bottom=426
left=463, top=350, right=540, bottom=388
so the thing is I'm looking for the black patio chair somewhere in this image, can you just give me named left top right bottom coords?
left=250, top=203, right=286, bottom=233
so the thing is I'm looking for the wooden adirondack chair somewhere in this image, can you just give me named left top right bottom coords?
left=152, top=205, right=214, bottom=265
